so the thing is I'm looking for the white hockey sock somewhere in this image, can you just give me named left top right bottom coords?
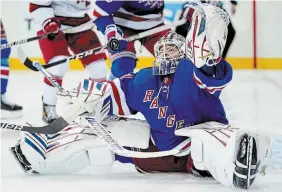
left=86, top=59, right=108, bottom=81
left=43, top=83, right=57, bottom=106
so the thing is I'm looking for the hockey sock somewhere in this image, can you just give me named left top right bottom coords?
left=0, top=58, right=9, bottom=94
left=43, top=75, right=62, bottom=105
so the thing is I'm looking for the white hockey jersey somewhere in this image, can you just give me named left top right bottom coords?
left=29, top=0, right=94, bottom=32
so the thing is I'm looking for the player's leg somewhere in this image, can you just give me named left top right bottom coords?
left=108, top=26, right=137, bottom=80
left=175, top=123, right=272, bottom=189
left=1, top=21, right=23, bottom=119
left=65, top=30, right=108, bottom=82
left=38, top=30, right=70, bottom=124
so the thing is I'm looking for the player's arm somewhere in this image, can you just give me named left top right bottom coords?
left=29, top=1, right=54, bottom=27
left=29, top=1, right=60, bottom=39
left=93, top=0, right=124, bottom=36
left=193, top=60, right=233, bottom=97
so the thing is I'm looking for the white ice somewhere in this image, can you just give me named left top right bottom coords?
left=1, top=70, right=282, bottom=192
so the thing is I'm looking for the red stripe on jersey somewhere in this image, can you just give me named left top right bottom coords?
left=0, top=69, right=9, bottom=76
left=93, top=10, right=102, bottom=18
left=193, top=75, right=202, bottom=86
left=206, top=87, right=224, bottom=94
left=109, top=81, right=125, bottom=115
left=29, top=3, right=52, bottom=13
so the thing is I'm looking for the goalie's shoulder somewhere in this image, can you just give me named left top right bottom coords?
left=131, top=67, right=158, bottom=86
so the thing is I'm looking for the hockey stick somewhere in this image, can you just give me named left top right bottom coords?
left=0, top=21, right=94, bottom=49
left=0, top=119, right=69, bottom=134
left=12, top=49, right=86, bottom=134
left=84, top=116, right=191, bottom=158
left=1, top=119, right=190, bottom=158
left=19, top=19, right=187, bottom=71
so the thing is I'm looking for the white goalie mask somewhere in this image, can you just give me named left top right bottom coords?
left=153, top=31, right=186, bottom=75
left=186, top=3, right=230, bottom=68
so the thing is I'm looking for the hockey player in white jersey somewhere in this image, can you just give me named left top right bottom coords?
left=29, top=0, right=108, bottom=124
left=11, top=3, right=271, bottom=190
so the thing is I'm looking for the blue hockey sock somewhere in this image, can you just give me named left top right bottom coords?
left=0, top=58, right=9, bottom=94
left=111, top=57, right=136, bottom=78
left=1, top=39, right=11, bottom=95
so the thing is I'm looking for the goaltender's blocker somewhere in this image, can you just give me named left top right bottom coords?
left=10, top=3, right=272, bottom=189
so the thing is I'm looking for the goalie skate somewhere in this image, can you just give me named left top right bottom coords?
left=233, top=134, right=259, bottom=189
left=10, top=142, right=38, bottom=174
left=42, top=102, right=59, bottom=124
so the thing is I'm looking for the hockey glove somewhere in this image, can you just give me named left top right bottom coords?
left=105, top=24, right=128, bottom=53
left=42, top=17, right=61, bottom=40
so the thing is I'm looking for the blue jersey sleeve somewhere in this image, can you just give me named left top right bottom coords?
left=193, top=59, right=233, bottom=97
left=103, top=73, right=139, bottom=116
left=93, top=0, right=124, bottom=34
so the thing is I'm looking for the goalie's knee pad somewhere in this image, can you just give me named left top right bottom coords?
left=19, top=124, right=114, bottom=174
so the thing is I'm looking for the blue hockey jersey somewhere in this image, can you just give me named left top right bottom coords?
left=103, top=58, right=233, bottom=151
left=93, top=0, right=165, bottom=32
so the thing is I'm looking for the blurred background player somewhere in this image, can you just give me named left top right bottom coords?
left=29, top=1, right=108, bottom=124
left=0, top=19, right=23, bottom=119
left=176, top=0, right=237, bottom=58
left=93, top=0, right=169, bottom=79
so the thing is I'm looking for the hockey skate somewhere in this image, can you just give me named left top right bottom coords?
left=42, top=101, right=59, bottom=124
left=1, top=94, right=23, bottom=119
left=10, top=142, right=38, bottom=174
left=233, top=134, right=259, bottom=189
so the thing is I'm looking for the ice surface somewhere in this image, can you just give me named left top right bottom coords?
left=1, top=70, right=282, bottom=192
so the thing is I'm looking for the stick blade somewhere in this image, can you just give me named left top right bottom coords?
left=17, top=46, right=39, bottom=71
left=22, top=117, right=69, bottom=134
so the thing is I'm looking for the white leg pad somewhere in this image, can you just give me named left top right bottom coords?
left=20, top=125, right=114, bottom=174
left=175, top=123, right=272, bottom=188
left=176, top=127, right=238, bottom=187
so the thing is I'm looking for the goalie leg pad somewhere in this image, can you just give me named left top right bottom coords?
left=18, top=124, right=114, bottom=174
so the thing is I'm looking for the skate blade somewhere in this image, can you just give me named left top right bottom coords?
left=9, top=146, right=37, bottom=174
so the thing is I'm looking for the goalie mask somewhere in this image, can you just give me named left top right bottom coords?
left=186, top=3, right=230, bottom=68
left=153, top=31, right=186, bottom=75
